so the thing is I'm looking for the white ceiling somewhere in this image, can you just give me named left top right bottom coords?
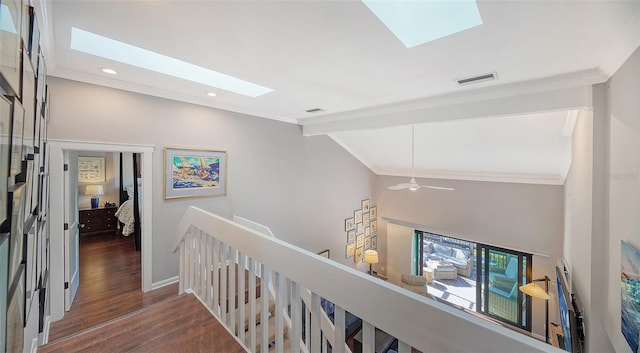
left=38, top=0, right=640, bottom=185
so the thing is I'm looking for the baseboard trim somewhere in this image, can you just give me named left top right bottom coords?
left=151, top=276, right=179, bottom=290
left=40, top=315, right=51, bottom=345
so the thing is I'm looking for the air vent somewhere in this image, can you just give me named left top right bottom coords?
left=305, top=108, right=325, bottom=113
left=456, top=72, right=498, bottom=86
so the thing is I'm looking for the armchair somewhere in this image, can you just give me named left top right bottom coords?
left=399, top=274, right=428, bottom=296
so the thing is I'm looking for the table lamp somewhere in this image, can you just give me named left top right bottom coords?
left=519, top=276, right=550, bottom=344
left=364, top=249, right=379, bottom=275
left=85, top=185, right=104, bottom=209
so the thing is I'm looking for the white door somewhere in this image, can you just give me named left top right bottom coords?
left=64, top=152, right=80, bottom=311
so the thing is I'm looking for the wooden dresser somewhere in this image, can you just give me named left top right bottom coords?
left=79, top=207, right=118, bottom=236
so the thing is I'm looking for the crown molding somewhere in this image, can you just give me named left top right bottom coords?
left=49, top=67, right=298, bottom=125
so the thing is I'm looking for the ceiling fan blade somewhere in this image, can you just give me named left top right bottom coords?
left=388, top=184, right=411, bottom=190
left=419, top=185, right=455, bottom=191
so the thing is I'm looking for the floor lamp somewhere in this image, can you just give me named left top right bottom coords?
left=519, top=276, right=551, bottom=344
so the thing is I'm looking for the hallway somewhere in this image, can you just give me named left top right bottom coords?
left=47, top=233, right=178, bottom=341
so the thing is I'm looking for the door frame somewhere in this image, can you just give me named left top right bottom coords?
left=49, top=140, right=154, bottom=321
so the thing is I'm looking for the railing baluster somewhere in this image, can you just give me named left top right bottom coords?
left=275, top=272, right=284, bottom=353
left=362, top=321, right=375, bottom=353
left=261, top=264, right=270, bottom=353
left=212, top=238, right=220, bottom=317
left=305, top=301, right=311, bottom=351
left=249, top=257, right=257, bottom=352
left=229, top=247, right=237, bottom=331
left=291, top=281, right=301, bottom=353
left=398, top=340, right=411, bottom=353
left=333, top=305, right=346, bottom=353
left=220, top=243, right=229, bottom=325
left=179, top=242, right=185, bottom=294
left=310, top=292, right=321, bottom=353
left=238, top=251, right=246, bottom=343
left=206, top=235, right=213, bottom=309
left=195, top=229, right=204, bottom=298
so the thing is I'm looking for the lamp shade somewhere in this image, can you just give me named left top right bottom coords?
left=364, top=250, right=379, bottom=264
left=85, top=185, right=104, bottom=196
left=519, top=282, right=550, bottom=300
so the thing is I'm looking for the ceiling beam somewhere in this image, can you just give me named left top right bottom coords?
left=301, top=69, right=604, bottom=136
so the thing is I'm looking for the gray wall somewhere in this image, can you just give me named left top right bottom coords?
left=605, top=46, right=640, bottom=353
left=47, top=77, right=376, bottom=282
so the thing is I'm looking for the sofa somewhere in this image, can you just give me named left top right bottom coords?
left=399, top=274, right=428, bottom=296
left=425, top=243, right=474, bottom=278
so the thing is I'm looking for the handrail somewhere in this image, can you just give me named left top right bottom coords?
left=175, top=206, right=561, bottom=353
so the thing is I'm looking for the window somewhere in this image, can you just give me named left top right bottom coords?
left=416, top=231, right=532, bottom=330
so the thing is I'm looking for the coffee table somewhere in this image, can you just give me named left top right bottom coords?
left=426, top=260, right=457, bottom=280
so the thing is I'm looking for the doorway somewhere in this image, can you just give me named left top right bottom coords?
left=48, top=140, right=153, bottom=322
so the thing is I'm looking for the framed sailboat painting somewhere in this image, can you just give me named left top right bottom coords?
left=163, top=147, right=227, bottom=199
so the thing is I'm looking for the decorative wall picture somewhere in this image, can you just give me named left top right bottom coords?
left=345, top=243, right=355, bottom=258
left=6, top=264, right=24, bottom=353
left=10, top=99, right=23, bottom=176
left=364, top=236, right=371, bottom=250
left=370, top=221, right=377, bottom=234
left=621, top=240, right=640, bottom=353
left=356, top=234, right=364, bottom=248
left=1, top=96, right=10, bottom=225
left=362, top=212, right=370, bottom=226
left=354, top=209, right=362, bottom=224
left=78, top=156, right=105, bottom=183
left=24, top=217, right=37, bottom=318
left=347, top=230, right=355, bottom=244
left=345, top=217, right=355, bottom=232
left=371, top=236, right=377, bottom=250
left=362, top=199, right=370, bottom=212
left=164, top=147, right=227, bottom=199
left=365, top=226, right=370, bottom=236
left=0, top=234, right=8, bottom=352
left=355, top=247, right=363, bottom=263
left=21, top=48, right=35, bottom=152
left=370, top=206, right=377, bottom=220
left=356, top=222, right=363, bottom=235
left=0, top=0, right=22, bottom=96
left=9, top=183, right=26, bottom=281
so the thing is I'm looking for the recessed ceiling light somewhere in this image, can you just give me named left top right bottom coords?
left=101, top=68, right=117, bottom=75
left=206, top=92, right=217, bottom=97
left=71, top=27, right=273, bottom=97
left=362, top=0, right=482, bottom=48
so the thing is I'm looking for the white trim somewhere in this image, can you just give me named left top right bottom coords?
left=232, top=215, right=275, bottom=237
left=301, top=70, right=601, bottom=136
left=48, top=140, right=154, bottom=323
left=29, top=338, right=38, bottom=353
left=41, top=316, right=51, bottom=345
left=152, top=276, right=179, bottom=290
left=49, top=68, right=298, bottom=125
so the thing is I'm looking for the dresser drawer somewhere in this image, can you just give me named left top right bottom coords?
left=79, top=207, right=118, bottom=236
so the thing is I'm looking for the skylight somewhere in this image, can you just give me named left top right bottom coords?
left=70, top=27, right=273, bottom=97
left=362, top=0, right=482, bottom=48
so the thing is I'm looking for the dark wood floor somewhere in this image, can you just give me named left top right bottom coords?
left=47, top=233, right=179, bottom=342
left=40, top=294, right=245, bottom=353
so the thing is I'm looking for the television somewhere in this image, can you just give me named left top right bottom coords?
left=555, top=266, right=584, bottom=353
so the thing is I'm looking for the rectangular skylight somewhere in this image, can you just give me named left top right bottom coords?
left=70, top=27, right=273, bottom=97
left=362, top=0, right=482, bottom=48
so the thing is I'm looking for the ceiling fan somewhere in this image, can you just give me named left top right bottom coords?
left=387, top=126, right=454, bottom=192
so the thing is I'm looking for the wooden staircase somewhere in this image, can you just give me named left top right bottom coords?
left=39, top=294, right=246, bottom=353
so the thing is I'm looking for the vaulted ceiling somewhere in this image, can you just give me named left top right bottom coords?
left=37, top=1, right=640, bottom=185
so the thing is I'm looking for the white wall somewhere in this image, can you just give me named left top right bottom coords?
left=47, top=77, right=376, bottom=283
left=376, top=175, right=564, bottom=337
left=606, top=46, right=640, bottom=353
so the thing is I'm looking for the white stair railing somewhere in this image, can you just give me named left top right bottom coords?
left=175, top=206, right=560, bottom=353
